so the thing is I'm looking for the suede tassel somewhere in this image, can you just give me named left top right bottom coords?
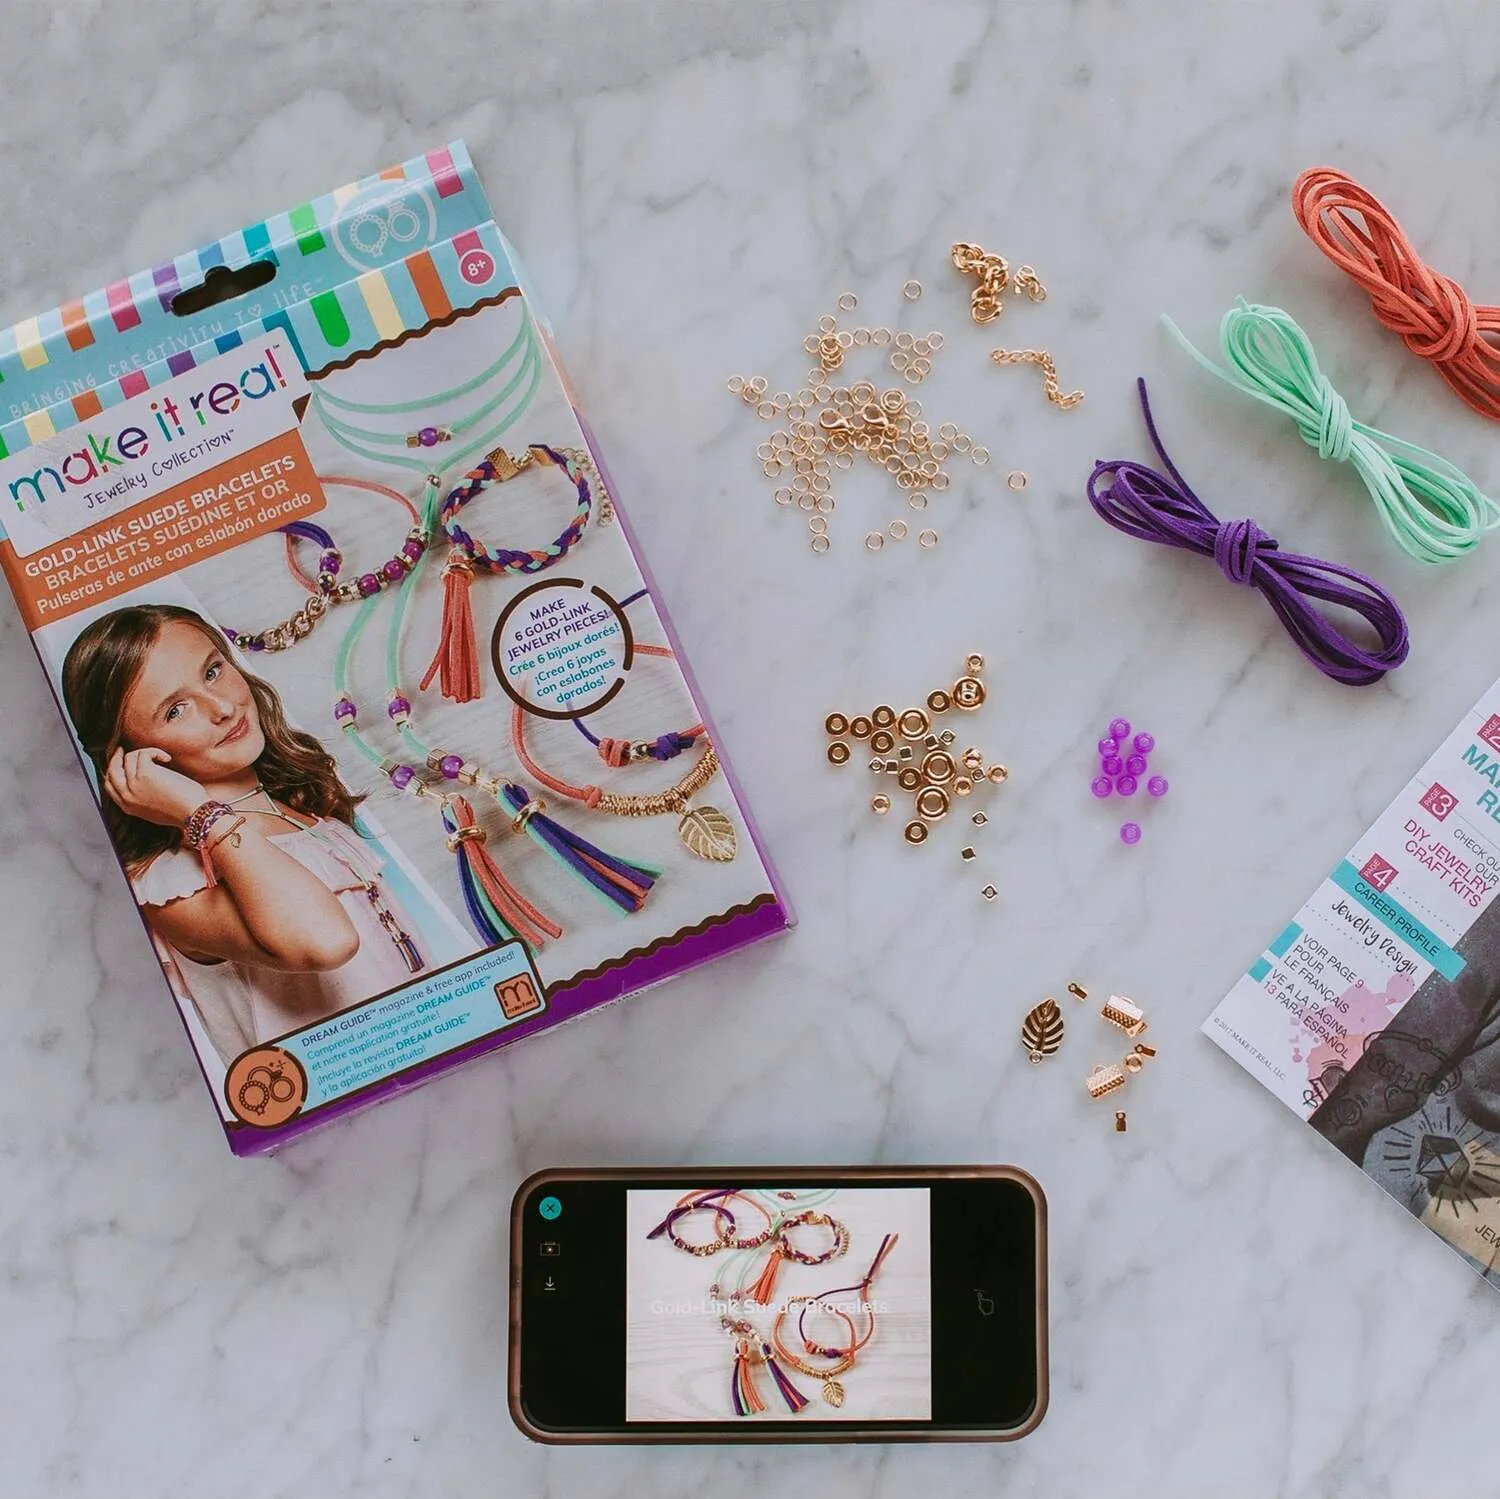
left=420, top=550, right=483, bottom=704
left=748, top=1244, right=784, bottom=1306
left=441, top=795, right=561, bottom=950
left=761, top=1343, right=810, bottom=1413
left=731, top=1342, right=766, bottom=1417
left=498, top=783, right=659, bottom=914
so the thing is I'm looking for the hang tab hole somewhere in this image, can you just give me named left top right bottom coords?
left=170, top=259, right=276, bottom=317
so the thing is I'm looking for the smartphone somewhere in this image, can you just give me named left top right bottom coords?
left=508, top=1165, right=1047, bottom=1443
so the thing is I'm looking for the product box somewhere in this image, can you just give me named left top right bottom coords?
left=1207, top=681, right=1500, bottom=1285
left=0, top=142, right=791, bottom=1154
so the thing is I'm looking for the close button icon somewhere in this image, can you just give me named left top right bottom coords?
left=974, top=1288, right=995, bottom=1316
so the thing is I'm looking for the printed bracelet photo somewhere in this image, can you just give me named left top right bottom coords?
left=226, top=477, right=426, bottom=654
left=775, top=1209, right=851, bottom=1265
left=326, top=477, right=658, bottom=950
left=657, top=1197, right=740, bottom=1257
left=723, top=1317, right=812, bottom=1417
left=510, top=637, right=737, bottom=864
left=182, top=801, right=245, bottom=887
left=436, top=443, right=600, bottom=573
left=182, top=800, right=239, bottom=850
left=570, top=592, right=706, bottom=768
left=424, top=443, right=609, bottom=703
left=307, top=311, right=543, bottom=471
left=771, top=1233, right=898, bottom=1409
left=645, top=1189, right=778, bottom=1256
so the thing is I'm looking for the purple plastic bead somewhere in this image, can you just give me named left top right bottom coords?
left=386, top=695, right=412, bottom=719
left=1133, top=732, right=1155, bottom=755
left=390, top=765, right=416, bottom=790
left=1120, top=821, right=1142, bottom=845
left=1108, top=717, right=1131, bottom=742
left=1126, top=753, right=1147, bottom=776
left=381, top=558, right=405, bottom=582
left=333, top=697, right=357, bottom=722
left=357, top=572, right=381, bottom=597
left=1148, top=775, right=1169, bottom=797
left=320, top=549, right=341, bottom=572
left=1090, top=775, right=1113, bottom=799
left=245, top=637, right=265, bottom=651
left=418, top=426, right=440, bottom=447
left=439, top=754, right=463, bottom=780
left=1097, top=736, right=1119, bottom=758
left=402, top=539, right=424, bottom=562
left=1117, top=774, right=1138, bottom=796
left=1102, top=755, right=1124, bottom=777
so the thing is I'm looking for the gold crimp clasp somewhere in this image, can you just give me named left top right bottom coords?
left=488, top=447, right=535, bottom=481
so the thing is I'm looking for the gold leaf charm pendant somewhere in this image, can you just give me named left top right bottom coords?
left=822, top=1379, right=845, bottom=1407
left=679, top=803, right=738, bottom=862
left=1021, top=998, right=1065, bottom=1063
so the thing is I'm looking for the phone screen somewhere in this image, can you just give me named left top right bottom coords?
left=512, top=1171, right=1043, bottom=1440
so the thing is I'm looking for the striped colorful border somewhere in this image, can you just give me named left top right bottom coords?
left=0, top=141, right=493, bottom=424
left=0, top=222, right=520, bottom=467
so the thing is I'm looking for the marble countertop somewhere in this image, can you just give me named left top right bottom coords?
left=5, top=1, right=1500, bottom=1494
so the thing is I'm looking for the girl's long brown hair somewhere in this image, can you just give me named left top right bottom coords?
left=61, top=603, right=362, bottom=874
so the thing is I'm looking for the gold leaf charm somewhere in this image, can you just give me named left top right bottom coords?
left=822, top=1379, right=845, bottom=1407
left=1021, top=998, right=1065, bottom=1063
left=679, top=803, right=738, bottom=862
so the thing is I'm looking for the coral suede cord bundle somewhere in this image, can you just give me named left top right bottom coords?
left=1293, top=166, right=1500, bottom=422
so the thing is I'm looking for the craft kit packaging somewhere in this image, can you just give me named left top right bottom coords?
left=1207, top=681, right=1500, bottom=1287
left=0, top=142, right=791, bottom=1155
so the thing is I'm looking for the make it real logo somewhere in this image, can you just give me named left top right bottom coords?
left=5, top=342, right=294, bottom=516
left=1360, top=853, right=1400, bottom=893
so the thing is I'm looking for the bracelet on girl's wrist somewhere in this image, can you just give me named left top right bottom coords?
left=200, top=814, right=246, bottom=858
left=182, top=802, right=246, bottom=889
left=182, top=800, right=236, bottom=849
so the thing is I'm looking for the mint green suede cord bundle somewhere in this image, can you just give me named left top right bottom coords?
left=1162, top=299, right=1500, bottom=564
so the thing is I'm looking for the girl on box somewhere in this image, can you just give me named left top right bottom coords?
left=62, top=603, right=428, bottom=1065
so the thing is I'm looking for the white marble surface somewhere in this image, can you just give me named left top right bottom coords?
left=4, top=1, right=1500, bottom=1493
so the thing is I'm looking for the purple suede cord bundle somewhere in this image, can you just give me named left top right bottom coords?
left=1085, top=379, right=1410, bottom=687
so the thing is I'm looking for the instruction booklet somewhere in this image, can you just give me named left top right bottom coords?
left=1208, top=681, right=1500, bottom=1285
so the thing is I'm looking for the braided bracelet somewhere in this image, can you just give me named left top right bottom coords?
left=423, top=444, right=605, bottom=702
left=227, top=476, right=425, bottom=653
left=776, top=1210, right=851, bottom=1265
left=436, top=443, right=597, bottom=575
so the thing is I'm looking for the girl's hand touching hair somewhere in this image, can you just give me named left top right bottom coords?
left=104, top=747, right=210, bottom=828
